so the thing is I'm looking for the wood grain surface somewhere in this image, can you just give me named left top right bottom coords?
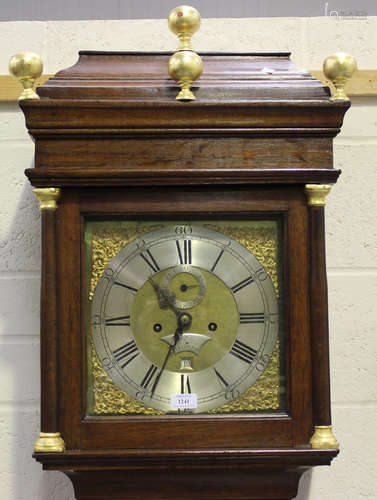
left=309, top=206, right=332, bottom=425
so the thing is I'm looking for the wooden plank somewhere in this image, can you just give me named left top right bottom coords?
left=311, top=69, right=377, bottom=97
left=1, top=70, right=376, bottom=102
left=0, top=74, right=50, bottom=102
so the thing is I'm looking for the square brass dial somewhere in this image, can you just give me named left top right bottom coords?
left=84, top=219, right=285, bottom=416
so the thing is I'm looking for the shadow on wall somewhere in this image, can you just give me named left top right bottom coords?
left=296, top=469, right=312, bottom=499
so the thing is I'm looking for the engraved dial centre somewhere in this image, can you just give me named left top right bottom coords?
left=131, top=266, right=239, bottom=373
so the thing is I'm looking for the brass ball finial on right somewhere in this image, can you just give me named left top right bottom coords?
left=9, top=52, right=43, bottom=100
left=168, top=5, right=203, bottom=101
left=323, top=53, right=357, bottom=101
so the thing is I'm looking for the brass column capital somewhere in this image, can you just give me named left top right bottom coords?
left=34, top=432, right=66, bottom=453
left=305, top=184, right=332, bottom=206
left=33, top=187, right=61, bottom=211
left=310, top=426, right=339, bottom=449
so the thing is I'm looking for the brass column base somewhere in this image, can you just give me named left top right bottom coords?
left=34, top=432, right=66, bottom=453
left=310, top=426, right=339, bottom=449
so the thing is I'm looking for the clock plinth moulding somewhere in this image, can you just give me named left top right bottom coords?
left=15, top=9, right=356, bottom=498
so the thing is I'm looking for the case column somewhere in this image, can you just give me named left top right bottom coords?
left=305, top=184, right=339, bottom=450
left=32, top=188, right=65, bottom=453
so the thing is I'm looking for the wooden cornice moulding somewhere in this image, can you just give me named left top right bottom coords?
left=33, top=448, right=339, bottom=470
left=25, top=52, right=333, bottom=101
left=25, top=167, right=341, bottom=188
left=2, top=63, right=376, bottom=102
left=20, top=100, right=349, bottom=133
left=16, top=51, right=350, bottom=189
left=0, top=51, right=377, bottom=105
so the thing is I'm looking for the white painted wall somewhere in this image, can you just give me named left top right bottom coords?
left=0, top=16, right=376, bottom=500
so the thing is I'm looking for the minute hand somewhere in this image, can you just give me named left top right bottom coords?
left=150, top=324, right=181, bottom=398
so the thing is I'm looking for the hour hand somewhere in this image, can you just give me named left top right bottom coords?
left=148, top=277, right=175, bottom=310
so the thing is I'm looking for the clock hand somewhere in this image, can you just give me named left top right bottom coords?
left=150, top=312, right=191, bottom=398
left=150, top=325, right=181, bottom=398
left=180, top=284, right=199, bottom=292
left=148, top=277, right=171, bottom=310
left=148, top=276, right=180, bottom=316
left=161, top=266, right=207, bottom=310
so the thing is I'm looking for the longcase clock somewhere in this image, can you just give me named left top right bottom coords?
left=15, top=12, right=355, bottom=499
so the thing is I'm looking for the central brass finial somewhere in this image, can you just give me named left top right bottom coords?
left=168, top=5, right=201, bottom=50
left=168, top=5, right=203, bottom=101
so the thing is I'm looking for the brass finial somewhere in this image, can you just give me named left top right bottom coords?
left=323, top=52, right=357, bottom=101
left=9, top=52, right=43, bottom=100
left=168, top=5, right=203, bottom=101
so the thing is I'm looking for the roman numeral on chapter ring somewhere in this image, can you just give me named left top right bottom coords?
left=105, top=315, right=131, bottom=326
left=140, top=364, right=158, bottom=390
left=231, top=276, right=254, bottom=293
left=113, top=282, right=138, bottom=293
left=239, top=312, right=265, bottom=324
left=176, top=239, right=192, bottom=265
left=214, top=368, right=229, bottom=388
left=230, top=340, right=257, bottom=364
left=140, top=249, right=160, bottom=273
left=112, top=340, right=139, bottom=369
left=211, top=249, right=224, bottom=272
left=181, top=374, right=192, bottom=394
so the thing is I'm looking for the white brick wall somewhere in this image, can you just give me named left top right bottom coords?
left=1, top=16, right=376, bottom=500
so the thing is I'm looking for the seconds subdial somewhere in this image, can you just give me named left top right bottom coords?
left=161, top=265, right=206, bottom=310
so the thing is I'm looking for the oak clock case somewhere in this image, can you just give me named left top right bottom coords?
left=86, top=220, right=284, bottom=417
left=18, top=47, right=352, bottom=500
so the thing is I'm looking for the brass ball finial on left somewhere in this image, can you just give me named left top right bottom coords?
left=168, top=5, right=203, bottom=101
left=9, top=52, right=43, bottom=100
left=323, top=52, right=357, bottom=101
